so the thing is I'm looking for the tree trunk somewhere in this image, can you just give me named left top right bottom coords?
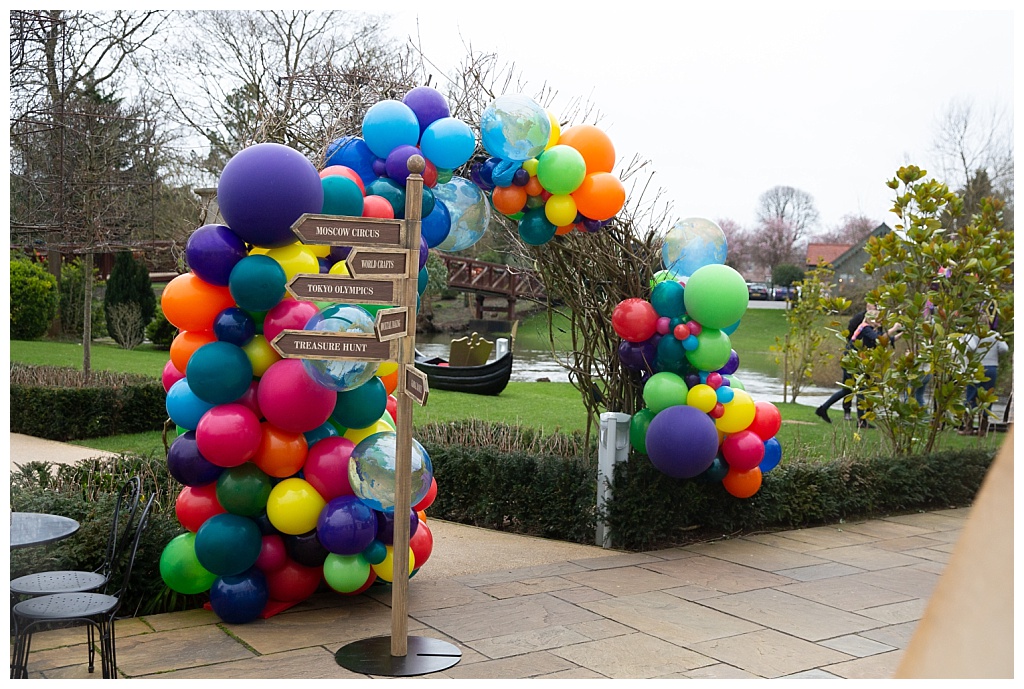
left=82, top=251, right=94, bottom=378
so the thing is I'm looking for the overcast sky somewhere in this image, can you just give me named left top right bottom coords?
left=372, top=1, right=1015, bottom=236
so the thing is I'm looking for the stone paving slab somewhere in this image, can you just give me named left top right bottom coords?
left=687, top=628, right=854, bottom=678
left=700, top=588, right=882, bottom=641
left=639, top=553, right=796, bottom=593
left=547, top=632, right=716, bottom=679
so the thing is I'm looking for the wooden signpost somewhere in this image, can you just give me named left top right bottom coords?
left=271, top=156, right=458, bottom=676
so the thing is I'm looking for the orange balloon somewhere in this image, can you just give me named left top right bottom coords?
left=253, top=422, right=309, bottom=478
left=555, top=224, right=575, bottom=236
left=491, top=185, right=528, bottom=215
left=380, top=369, right=399, bottom=395
left=722, top=467, right=762, bottom=499
left=571, top=172, right=626, bottom=221
left=557, top=124, right=615, bottom=174
left=524, top=176, right=544, bottom=196
left=161, top=272, right=236, bottom=333
left=169, top=330, right=217, bottom=374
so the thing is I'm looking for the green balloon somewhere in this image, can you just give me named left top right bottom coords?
left=649, top=270, right=676, bottom=290
left=536, top=145, right=586, bottom=195
left=727, top=374, right=745, bottom=391
left=323, top=553, right=371, bottom=594
left=642, top=372, right=689, bottom=414
left=216, top=463, right=273, bottom=517
left=682, top=264, right=749, bottom=329
left=159, top=532, right=217, bottom=595
left=685, top=328, right=733, bottom=372
left=630, top=408, right=656, bottom=454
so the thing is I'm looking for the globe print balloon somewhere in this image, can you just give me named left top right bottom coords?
left=662, top=217, right=728, bottom=279
left=434, top=176, right=491, bottom=253
left=348, top=432, right=433, bottom=512
left=301, top=305, right=379, bottom=392
left=480, top=94, right=551, bottom=162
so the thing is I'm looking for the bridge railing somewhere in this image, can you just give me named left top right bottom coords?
left=436, top=254, right=546, bottom=302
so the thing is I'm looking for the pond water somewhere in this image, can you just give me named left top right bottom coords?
left=416, top=332, right=837, bottom=408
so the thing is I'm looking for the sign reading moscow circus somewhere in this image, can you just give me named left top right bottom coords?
left=291, top=214, right=404, bottom=247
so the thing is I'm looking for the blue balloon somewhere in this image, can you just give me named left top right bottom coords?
left=361, top=100, right=420, bottom=159
left=761, top=437, right=782, bottom=472
left=209, top=568, right=268, bottom=624
left=166, top=379, right=217, bottom=431
left=490, top=159, right=521, bottom=188
left=185, top=341, right=254, bottom=405
left=419, top=117, right=476, bottom=170
left=213, top=307, right=256, bottom=347
left=421, top=200, right=452, bottom=249
left=325, top=136, right=377, bottom=186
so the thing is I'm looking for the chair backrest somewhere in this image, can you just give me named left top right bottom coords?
left=108, top=493, right=156, bottom=603
left=450, top=332, right=493, bottom=366
left=100, top=476, right=143, bottom=583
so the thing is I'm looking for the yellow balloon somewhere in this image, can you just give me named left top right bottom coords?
left=329, top=260, right=350, bottom=276
left=265, top=243, right=319, bottom=280
left=544, top=111, right=561, bottom=149
left=376, top=361, right=399, bottom=376
left=250, top=246, right=269, bottom=255
left=686, top=384, right=718, bottom=413
left=715, top=389, right=757, bottom=434
left=378, top=411, right=396, bottom=430
left=307, top=244, right=331, bottom=258
left=266, top=478, right=326, bottom=535
left=242, top=334, right=281, bottom=377
left=522, top=158, right=539, bottom=177
left=344, top=419, right=394, bottom=446
left=371, top=545, right=416, bottom=583
left=544, top=194, right=578, bottom=227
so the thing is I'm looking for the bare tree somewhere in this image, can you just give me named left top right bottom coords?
left=716, top=217, right=756, bottom=277
left=811, top=213, right=879, bottom=245
left=753, top=185, right=820, bottom=276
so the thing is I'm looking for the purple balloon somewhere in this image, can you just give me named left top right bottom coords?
left=716, top=350, right=740, bottom=375
left=582, top=217, right=604, bottom=232
left=512, top=168, right=530, bottom=186
left=645, top=405, right=719, bottom=479
left=185, top=224, right=249, bottom=286
left=316, top=496, right=378, bottom=555
left=330, top=245, right=352, bottom=262
left=385, top=144, right=422, bottom=186
left=419, top=236, right=429, bottom=271
left=375, top=508, right=420, bottom=545
left=372, top=158, right=387, bottom=177
left=167, top=431, right=224, bottom=486
left=402, top=86, right=450, bottom=135
left=217, top=143, right=323, bottom=249
left=684, top=373, right=702, bottom=388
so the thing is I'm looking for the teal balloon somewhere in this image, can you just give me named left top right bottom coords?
left=723, top=319, right=741, bottom=335
left=304, top=420, right=339, bottom=447
left=361, top=539, right=388, bottom=565
left=366, top=177, right=406, bottom=218
left=536, top=145, right=586, bottom=194
left=229, top=255, right=287, bottom=313
left=184, top=341, right=253, bottom=405
left=685, top=328, right=733, bottom=372
left=216, top=463, right=273, bottom=517
left=321, top=175, right=364, bottom=216
left=656, top=334, right=686, bottom=367
left=642, top=372, right=689, bottom=414
left=629, top=408, right=656, bottom=454
left=650, top=280, right=685, bottom=318
left=332, top=376, right=387, bottom=430
left=194, top=513, right=262, bottom=576
left=421, top=186, right=436, bottom=218
left=662, top=217, right=728, bottom=279
left=160, top=532, right=217, bottom=595
left=682, top=264, right=749, bottom=329
left=418, top=266, right=428, bottom=295
left=518, top=207, right=556, bottom=246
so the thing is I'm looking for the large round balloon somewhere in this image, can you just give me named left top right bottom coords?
left=645, top=404, right=720, bottom=479
left=612, top=298, right=658, bottom=343
left=480, top=94, right=551, bottom=162
left=209, top=568, right=268, bottom=624
left=195, top=403, right=262, bottom=468
left=167, top=431, right=224, bottom=487
left=213, top=307, right=256, bottom=347
left=216, top=462, right=273, bottom=517
left=316, top=495, right=378, bottom=555
left=321, top=174, right=364, bottom=216
left=185, top=341, right=253, bottom=405
left=217, top=142, right=324, bottom=249
left=332, top=376, right=387, bottom=430
left=159, top=532, right=217, bottom=595
left=325, top=136, right=377, bottom=187
left=536, top=145, right=587, bottom=195
left=252, top=423, right=308, bottom=479
left=161, top=273, right=236, bottom=333
left=165, top=378, right=217, bottom=432
left=266, top=478, right=327, bottom=535
left=420, top=200, right=452, bottom=249
left=304, top=437, right=356, bottom=501
left=229, top=254, right=287, bottom=313
left=683, top=264, right=749, bottom=330
left=262, top=298, right=320, bottom=344
left=300, top=305, right=379, bottom=392
left=420, top=117, right=475, bottom=170
left=570, top=172, right=625, bottom=221
left=361, top=100, right=420, bottom=159
left=174, top=483, right=226, bottom=533
left=402, top=86, right=450, bottom=134
left=348, top=432, right=433, bottom=512
left=185, top=224, right=248, bottom=286
left=684, top=328, right=733, bottom=373
left=434, top=177, right=490, bottom=252
left=557, top=124, right=615, bottom=174
left=194, top=513, right=263, bottom=576
left=257, top=358, right=337, bottom=433
left=323, top=553, right=373, bottom=594
left=643, top=372, right=689, bottom=414
left=662, top=218, right=728, bottom=279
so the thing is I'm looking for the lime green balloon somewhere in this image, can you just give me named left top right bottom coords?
left=728, top=374, right=745, bottom=391
left=682, top=264, right=749, bottom=329
left=650, top=270, right=676, bottom=290
left=323, top=553, right=371, bottom=593
left=685, top=328, right=733, bottom=372
left=536, top=145, right=586, bottom=195
left=159, top=532, right=217, bottom=594
left=642, top=372, right=689, bottom=414
left=629, top=408, right=656, bottom=454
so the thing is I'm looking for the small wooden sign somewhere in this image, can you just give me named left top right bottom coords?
left=271, top=330, right=397, bottom=361
left=291, top=214, right=405, bottom=247
left=404, top=365, right=429, bottom=406
left=374, top=307, right=411, bottom=342
left=346, top=248, right=410, bottom=279
left=287, top=274, right=399, bottom=305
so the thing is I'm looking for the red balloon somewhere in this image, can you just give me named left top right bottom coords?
left=264, top=558, right=322, bottom=602
left=721, top=429, right=766, bottom=472
left=362, top=195, right=396, bottom=219
left=723, top=466, right=762, bottom=499
left=235, top=380, right=262, bottom=419
left=409, top=520, right=433, bottom=569
left=612, top=298, right=658, bottom=342
left=255, top=534, right=288, bottom=572
left=749, top=401, right=782, bottom=441
left=413, top=477, right=437, bottom=512
left=385, top=394, right=398, bottom=424
left=303, top=437, right=356, bottom=501
left=320, top=165, right=366, bottom=195
left=422, top=159, right=438, bottom=188
left=175, top=483, right=226, bottom=533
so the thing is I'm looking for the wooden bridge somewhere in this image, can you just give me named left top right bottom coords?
left=434, top=254, right=547, bottom=320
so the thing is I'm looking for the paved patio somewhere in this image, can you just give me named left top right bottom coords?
left=16, top=508, right=968, bottom=679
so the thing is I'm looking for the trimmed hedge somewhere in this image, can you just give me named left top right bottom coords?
left=10, top=364, right=166, bottom=441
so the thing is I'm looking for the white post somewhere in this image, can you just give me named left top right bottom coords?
left=596, top=412, right=631, bottom=548
left=495, top=337, right=509, bottom=359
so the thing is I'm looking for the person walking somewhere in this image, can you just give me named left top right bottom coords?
left=815, top=310, right=864, bottom=424
left=959, top=322, right=1009, bottom=436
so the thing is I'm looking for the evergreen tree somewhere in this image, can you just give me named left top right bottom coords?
left=104, top=252, right=156, bottom=345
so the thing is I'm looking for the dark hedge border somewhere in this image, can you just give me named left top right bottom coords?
left=11, top=381, right=166, bottom=441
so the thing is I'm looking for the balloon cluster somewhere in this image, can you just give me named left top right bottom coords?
left=471, top=94, right=626, bottom=246
left=157, top=141, right=437, bottom=624
left=615, top=218, right=783, bottom=499
left=324, top=86, right=490, bottom=254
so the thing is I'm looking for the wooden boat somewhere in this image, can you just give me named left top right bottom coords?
left=414, top=349, right=513, bottom=396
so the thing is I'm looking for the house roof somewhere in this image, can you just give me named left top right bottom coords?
left=806, top=243, right=853, bottom=266
left=831, top=223, right=892, bottom=271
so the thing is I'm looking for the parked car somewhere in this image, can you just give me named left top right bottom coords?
left=772, top=286, right=798, bottom=301
left=747, top=282, right=770, bottom=300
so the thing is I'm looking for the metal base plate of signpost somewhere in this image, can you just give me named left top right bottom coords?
left=335, top=636, right=462, bottom=677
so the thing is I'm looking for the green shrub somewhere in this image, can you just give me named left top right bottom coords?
left=10, top=364, right=166, bottom=440
left=10, top=253, right=58, bottom=340
left=145, top=305, right=177, bottom=349
left=104, top=252, right=156, bottom=347
left=58, top=258, right=106, bottom=339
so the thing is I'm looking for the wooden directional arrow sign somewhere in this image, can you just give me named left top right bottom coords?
left=346, top=248, right=410, bottom=279
left=270, top=330, right=397, bottom=362
left=291, top=214, right=405, bottom=247
left=374, top=307, right=411, bottom=342
left=287, top=274, right=399, bottom=305
left=404, top=365, right=429, bottom=406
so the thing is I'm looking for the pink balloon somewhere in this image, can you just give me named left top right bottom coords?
left=362, top=195, right=396, bottom=219
left=256, top=359, right=336, bottom=433
left=195, top=403, right=262, bottom=467
left=319, top=165, right=366, bottom=195
left=303, top=437, right=356, bottom=501
left=263, top=299, right=321, bottom=344
left=256, top=534, right=288, bottom=572
left=236, top=380, right=263, bottom=419
left=721, top=429, right=766, bottom=472
left=162, top=359, right=186, bottom=393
